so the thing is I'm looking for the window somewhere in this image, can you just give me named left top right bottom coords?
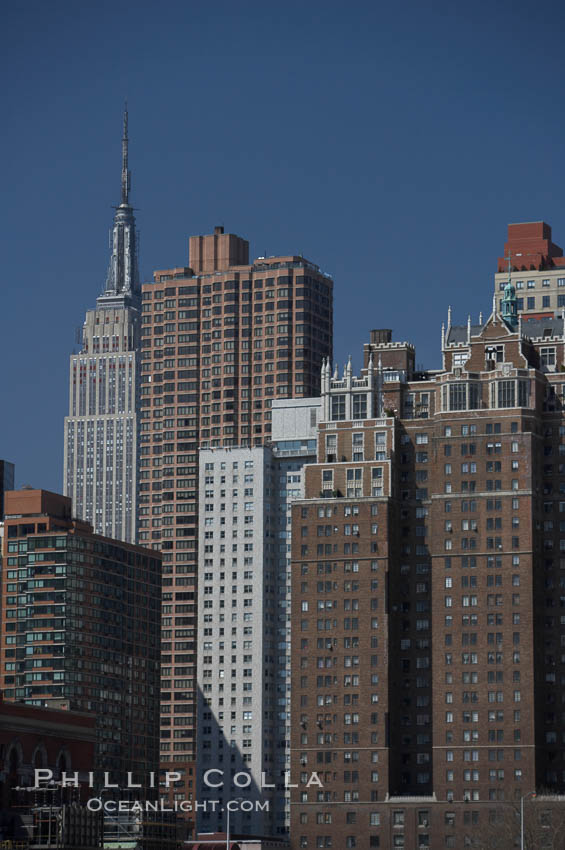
left=449, top=383, right=466, bottom=411
left=331, top=395, right=346, bottom=421
left=486, top=345, right=504, bottom=363
left=497, top=380, right=515, bottom=407
left=347, top=468, right=363, bottom=497
left=541, top=347, right=556, bottom=368
left=353, top=394, right=367, bottom=420
left=443, top=382, right=479, bottom=411
left=352, top=432, right=364, bottom=461
left=372, top=467, right=383, bottom=497
left=453, top=351, right=469, bottom=368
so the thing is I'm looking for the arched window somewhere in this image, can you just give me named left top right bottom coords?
left=32, top=743, right=48, bottom=770
left=56, top=749, right=71, bottom=776
left=4, top=740, right=23, bottom=789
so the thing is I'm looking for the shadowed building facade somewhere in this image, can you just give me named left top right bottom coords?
left=0, top=459, right=15, bottom=519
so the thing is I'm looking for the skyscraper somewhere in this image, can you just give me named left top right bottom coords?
left=140, top=230, right=333, bottom=805
left=196, top=398, right=320, bottom=838
left=290, top=298, right=565, bottom=849
left=63, top=108, right=140, bottom=543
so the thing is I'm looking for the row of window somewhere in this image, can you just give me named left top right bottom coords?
left=498, top=278, right=564, bottom=289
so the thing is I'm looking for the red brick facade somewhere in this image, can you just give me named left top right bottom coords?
left=497, top=221, right=565, bottom=273
left=139, top=227, right=333, bottom=813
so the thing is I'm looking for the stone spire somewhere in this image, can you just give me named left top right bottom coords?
left=104, top=104, right=139, bottom=298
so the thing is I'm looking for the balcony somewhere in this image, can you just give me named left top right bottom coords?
left=382, top=370, right=406, bottom=383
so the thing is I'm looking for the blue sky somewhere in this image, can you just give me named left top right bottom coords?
left=2, top=0, right=565, bottom=491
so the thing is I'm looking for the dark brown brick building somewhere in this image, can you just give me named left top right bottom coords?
left=290, top=297, right=565, bottom=849
left=139, top=227, right=333, bottom=811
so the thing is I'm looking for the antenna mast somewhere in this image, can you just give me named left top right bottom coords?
left=121, top=102, right=130, bottom=205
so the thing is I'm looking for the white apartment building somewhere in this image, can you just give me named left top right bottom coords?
left=196, top=398, right=320, bottom=838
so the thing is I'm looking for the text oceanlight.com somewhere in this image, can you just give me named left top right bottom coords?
left=85, top=799, right=270, bottom=813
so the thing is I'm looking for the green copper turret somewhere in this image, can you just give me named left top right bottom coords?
left=501, top=280, right=518, bottom=329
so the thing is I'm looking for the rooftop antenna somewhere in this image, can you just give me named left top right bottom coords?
left=121, top=101, right=130, bottom=205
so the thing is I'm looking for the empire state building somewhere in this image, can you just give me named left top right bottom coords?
left=63, top=108, right=140, bottom=542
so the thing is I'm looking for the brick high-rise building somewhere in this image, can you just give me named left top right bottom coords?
left=0, top=489, right=161, bottom=781
left=290, top=291, right=565, bottom=849
left=64, top=108, right=140, bottom=543
left=494, top=221, right=565, bottom=319
left=139, top=228, right=333, bottom=806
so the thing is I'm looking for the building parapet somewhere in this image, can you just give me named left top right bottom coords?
left=364, top=341, right=415, bottom=350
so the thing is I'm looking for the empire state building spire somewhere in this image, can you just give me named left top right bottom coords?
left=104, top=104, right=139, bottom=298
left=121, top=105, right=130, bottom=205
